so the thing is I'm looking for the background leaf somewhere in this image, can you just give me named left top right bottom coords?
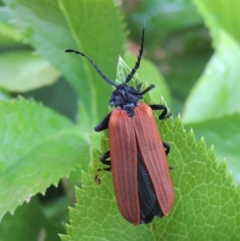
left=0, top=51, right=60, bottom=92
left=2, top=0, right=126, bottom=126
left=185, top=114, right=240, bottom=183
left=0, top=197, right=62, bottom=241
left=124, top=0, right=202, bottom=45
left=183, top=30, right=240, bottom=123
left=183, top=0, right=240, bottom=123
left=0, top=99, right=90, bottom=219
left=181, top=0, right=240, bottom=183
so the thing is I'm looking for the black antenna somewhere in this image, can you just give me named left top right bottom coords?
left=125, top=24, right=145, bottom=84
left=65, top=49, right=117, bottom=87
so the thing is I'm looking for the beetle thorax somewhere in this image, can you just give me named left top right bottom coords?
left=109, top=84, right=143, bottom=117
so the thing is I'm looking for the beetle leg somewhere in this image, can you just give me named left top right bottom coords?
left=94, top=112, right=112, bottom=132
left=162, top=141, right=174, bottom=170
left=149, top=104, right=172, bottom=120
left=100, top=150, right=111, bottom=171
left=162, top=141, right=170, bottom=155
left=95, top=113, right=112, bottom=170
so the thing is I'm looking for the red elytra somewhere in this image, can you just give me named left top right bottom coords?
left=109, top=103, right=174, bottom=225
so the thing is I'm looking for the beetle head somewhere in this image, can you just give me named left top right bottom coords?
left=65, top=25, right=153, bottom=117
left=109, top=84, right=142, bottom=107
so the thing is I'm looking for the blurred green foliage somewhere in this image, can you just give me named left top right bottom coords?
left=0, top=0, right=240, bottom=240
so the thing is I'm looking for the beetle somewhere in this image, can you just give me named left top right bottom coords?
left=65, top=25, right=174, bottom=225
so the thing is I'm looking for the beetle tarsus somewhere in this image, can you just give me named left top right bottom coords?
left=100, top=150, right=111, bottom=171
left=149, top=104, right=172, bottom=120
left=163, top=141, right=170, bottom=155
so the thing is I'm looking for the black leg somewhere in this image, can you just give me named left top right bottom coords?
left=94, top=112, right=112, bottom=132
left=162, top=141, right=170, bottom=155
left=100, top=150, right=111, bottom=171
left=95, top=113, right=112, bottom=170
left=149, top=104, right=172, bottom=120
left=162, top=141, right=174, bottom=170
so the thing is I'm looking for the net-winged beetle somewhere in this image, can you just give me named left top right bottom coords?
left=65, top=25, right=174, bottom=225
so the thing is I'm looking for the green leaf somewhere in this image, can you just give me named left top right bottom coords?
left=165, top=50, right=212, bottom=116
left=193, top=0, right=240, bottom=45
left=24, top=78, right=78, bottom=122
left=0, top=197, right=62, bottom=241
left=62, top=58, right=240, bottom=240
left=183, top=1, right=240, bottom=123
left=0, top=51, right=61, bottom=92
left=0, top=90, right=11, bottom=100
left=2, top=0, right=126, bottom=125
left=0, top=7, right=23, bottom=44
left=0, top=99, right=90, bottom=220
left=185, top=114, right=240, bottom=184
left=125, top=0, right=202, bottom=43
left=0, top=22, right=23, bottom=44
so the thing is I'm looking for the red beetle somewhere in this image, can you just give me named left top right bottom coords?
left=65, top=26, right=174, bottom=225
